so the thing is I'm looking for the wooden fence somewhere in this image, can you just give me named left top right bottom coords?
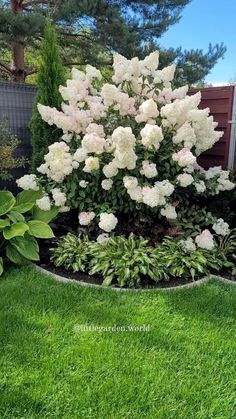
left=189, top=85, right=236, bottom=171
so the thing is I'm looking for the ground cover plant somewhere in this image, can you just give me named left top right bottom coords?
left=50, top=231, right=236, bottom=287
left=0, top=266, right=236, bottom=418
left=15, top=50, right=236, bottom=286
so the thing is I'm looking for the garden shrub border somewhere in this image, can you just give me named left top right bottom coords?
left=33, top=264, right=236, bottom=292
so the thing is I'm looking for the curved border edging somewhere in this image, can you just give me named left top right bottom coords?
left=33, top=264, right=236, bottom=292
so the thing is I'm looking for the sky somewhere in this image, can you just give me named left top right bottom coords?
left=160, top=0, right=236, bottom=84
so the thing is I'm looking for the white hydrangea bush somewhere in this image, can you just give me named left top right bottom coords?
left=17, top=51, right=235, bottom=241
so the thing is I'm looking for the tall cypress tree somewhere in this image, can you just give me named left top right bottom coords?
left=30, top=19, right=65, bottom=171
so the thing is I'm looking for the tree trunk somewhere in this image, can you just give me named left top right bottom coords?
left=10, top=0, right=26, bottom=83
left=11, top=40, right=26, bottom=83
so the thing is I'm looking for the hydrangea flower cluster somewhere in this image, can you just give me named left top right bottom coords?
left=17, top=50, right=235, bottom=237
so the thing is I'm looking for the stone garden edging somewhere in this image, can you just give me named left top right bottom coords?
left=33, top=264, right=236, bottom=292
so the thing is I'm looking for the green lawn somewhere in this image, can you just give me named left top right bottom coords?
left=0, top=266, right=236, bottom=418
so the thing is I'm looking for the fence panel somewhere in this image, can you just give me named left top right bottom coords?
left=189, top=86, right=235, bottom=170
left=0, top=80, right=37, bottom=192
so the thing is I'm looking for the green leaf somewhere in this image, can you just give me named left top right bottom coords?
left=79, top=190, right=86, bottom=198
left=0, top=191, right=16, bottom=216
left=32, top=206, right=59, bottom=223
left=13, top=202, right=35, bottom=214
left=102, top=275, right=114, bottom=286
left=0, top=257, right=3, bottom=276
left=16, top=189, right=43, bottom=205
left=3, top=222, right=29, bottom=240
left=28, top=220, right=54, bottom=238
left=6, top=244, right=29, bottom=265
left=10, top=235, right=39, bottom=261
left=7, top=211, right=25, bottom=223
left=0, top=219, right=10, bottom=229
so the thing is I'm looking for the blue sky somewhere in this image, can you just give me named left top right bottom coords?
left=160, top=0, right=236, bottom=83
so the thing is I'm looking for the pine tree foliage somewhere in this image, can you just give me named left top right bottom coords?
left=30, top=20, right=65, bottom=171
left=0, top=0, right=227, bottom=85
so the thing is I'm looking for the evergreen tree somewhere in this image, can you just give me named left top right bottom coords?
left=30, top=20, right=65, bottom=171
left=0, top=0, right=227, bottom=85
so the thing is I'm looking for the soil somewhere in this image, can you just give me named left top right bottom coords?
left=38, top=238, right=236, bottom=290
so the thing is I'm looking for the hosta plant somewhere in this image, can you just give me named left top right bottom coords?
left=50, top=232, right=235, bottom=288
left=215, top=228, right=236, bottom=275
left=16, top=50, right=235, bottom=242
left=88, top=234, right=168, bottom=287
left=50, top=232, right=91, bottom=273
left=0, top=190, right=57, bottom=275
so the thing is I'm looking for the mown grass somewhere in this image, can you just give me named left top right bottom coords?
left=0, top=265, right=236, bottom=418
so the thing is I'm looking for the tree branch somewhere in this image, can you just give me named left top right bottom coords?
left=0, top=61, right=12, bottom=74
left=23, top=0, right=48, bottom=7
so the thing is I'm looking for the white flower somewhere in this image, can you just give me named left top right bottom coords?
left=194, top=180, right=206, bottom=193
left=59, top=206, right=70, bottom=213
left=79, top=180, right=88, bottom=188
left=51, top=188, right=67, bottom=207
left=36, top=196, right=51, bottom=211
left=86, top=123, right=105, bottom=137
left=204, top=166, right=223, bottom=179
left=78, top=211, right=95, bottom=226
left=135, top=98, right=159, bottom=123
left=142, top=186, right=164, bottom=208
left=195, top=229, right=215, bottom=250
left=81, top=133, right=106, bottom=155
left=61, top=133, right=73, bottom=143
left=16, top=174, right=39, bottom=191
left=128, top=186, right=143, bottom=203
left=181, top=237, right=196, bottom=252
left=160, top=92, right=201, bottom=128
left=140, top=124, right=163, bottom=150
left=177, top=173, right=194, bottom=187
left=140, top=161, right=158, bottom=178
left=160, top=204, right=177, bottom=220
left=97, top=233, right=110, bottom=245
left=172, top=148, right=196, bottom=167
left=123, top=176, right=138, bottom=190
left=155, top=180, right=174, bottom=197
left=172, top=122, right=196, bottom=149
left=103, top=161, right=119, bottom=178
left=98, top=213, right=118, bottom=232
left=73, top=147, right=87, bottom=162
left=86, top=64, right=102, bottom=81
left=39, top=142, right=74, bottom=183
left=101, top=179, right=113, bottom=190
left=83, top=157, right=100, bottom=172
left=154, top=64, right=176, bottom=86
left=111, top=126, right=136, bottom=151
left=212, top=219, right=230, bottom=236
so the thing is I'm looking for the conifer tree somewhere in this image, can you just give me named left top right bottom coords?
left=30, top=20, right=65, bottom=171
left=0, top=0, right=226, bottom=86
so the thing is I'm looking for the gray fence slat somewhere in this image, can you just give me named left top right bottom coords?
left=0, top=81, right=37, bottom=193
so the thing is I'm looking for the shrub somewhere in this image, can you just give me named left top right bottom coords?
left=0, top=189, right=57, bottom=275
left=18, top=50, right=235, bottom=240
left=0, top=120, right=26, bottom=181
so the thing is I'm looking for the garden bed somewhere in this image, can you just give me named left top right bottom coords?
left=38, top=239, right=236, bottom=290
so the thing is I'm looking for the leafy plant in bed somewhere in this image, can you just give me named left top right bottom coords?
left=50, top=231, right=236, bottom=288
left=0, top=190, right=57, bottom=275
